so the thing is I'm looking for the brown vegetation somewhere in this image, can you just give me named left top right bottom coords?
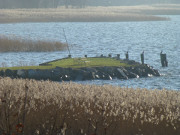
left=0, top=77, right=179, bottom=135
left=1, top=4, right=180, bottom=23
left=0, top=35, right=67, bottom=52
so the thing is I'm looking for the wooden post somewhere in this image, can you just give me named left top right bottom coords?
left=125, top=51, right=129, bottom=60
left=117, top=54, right=120, bottom=59
left=165, top=54, right=168, bottom=67
left=160, top=51, right=164, bottom=67
left=68, top=55, right=71, bottom=58
left=141, top=51, right=144, bottom=64
left=160, top=51, right=168, bottom=67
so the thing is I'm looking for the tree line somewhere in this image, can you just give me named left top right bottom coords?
left=0, top=0, right=180, bottom=9
left=0, top=0, right=87, bottom=9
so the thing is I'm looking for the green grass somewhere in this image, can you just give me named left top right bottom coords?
left=48, top=57, right=130, bottom=68
left=0, top=65, right=52, bottom=70
left=0, top=57, right=132, bottom=70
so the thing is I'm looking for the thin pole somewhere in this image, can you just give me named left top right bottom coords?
left=63, top=28, right=71, bottom=56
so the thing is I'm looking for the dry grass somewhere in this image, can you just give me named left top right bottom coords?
left=0, top=77, right=179, bottom=135
left=0, top=35, right=67, bottom=52
left=1, top=4, right=180, bottom=23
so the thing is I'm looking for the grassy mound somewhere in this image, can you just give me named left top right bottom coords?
left=47, top=57, right=131, bottom=68
left=0, top=77, right=179, bottom=135
left=0, top=57, right=133, bottom=70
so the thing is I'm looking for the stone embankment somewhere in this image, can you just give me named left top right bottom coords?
left=0, top=63, right=160, bottom=81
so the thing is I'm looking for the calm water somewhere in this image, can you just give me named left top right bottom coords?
left=0, top=15, right=180, bottom=90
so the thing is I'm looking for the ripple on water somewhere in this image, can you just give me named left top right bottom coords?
left=0, top=16, right=180, bottom=90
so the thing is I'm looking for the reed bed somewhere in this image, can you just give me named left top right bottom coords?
left=0, top=35, right=67, bottom=52
left=0, top=77, right=179, bottom=135
left=1, top=4, right=180, bottom=23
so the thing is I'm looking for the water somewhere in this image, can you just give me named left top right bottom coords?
left=0, top=15, right=180, bottom=90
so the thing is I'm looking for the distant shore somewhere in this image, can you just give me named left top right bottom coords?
left=0, top=4, right=180, bottom=23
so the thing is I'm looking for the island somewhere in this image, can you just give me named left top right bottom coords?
left=0, top=56, right=160, bottom=81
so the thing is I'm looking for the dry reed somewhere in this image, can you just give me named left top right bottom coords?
left=0, top=35, right=67, bottom=52
left=0, top=77, right=179, bottom=135
left=1, top=4, right=180, bottom=23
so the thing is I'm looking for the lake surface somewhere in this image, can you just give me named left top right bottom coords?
left=0, top=15, right=180, bottom=90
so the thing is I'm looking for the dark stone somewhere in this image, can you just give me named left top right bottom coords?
left=72, top=68, right=96, bottom=81
left=84, top=67, right=97, bottom=73
left=27, top=69, right=52, bottom=80
left=82, top=71, right=95, bottom=80
left=0, top=70, right=4, bottom=77
left=102, top=73, right=112, bottom=80
left=70, top=69, right=84, bottom=81
left=121, top=67, right=138, bottom=78
left=5, top=59, right=160, bottom=81
left=4, top=69, right=16, bottom=78
left=17, top=69, right=27, bottom=78
left=153, top=69, right=160, bottom=76
left=61, top=75, right=71, bottom=81
left=143, top=64, right=160, bottom=77
left=50, top=67, right=65, bottom=81
left=94, top=69, right=112, bottom=80
left=3, top=69, right=17, bottom=78
left=65, top=68, right=73, bottom=75
left=27, top=69, right=36, bottom=79
left=50, top=69, right=62, bottom=81
left=75, top=74, right=84, bottom=81
left=116, top=68, right=128, bottom=79
left=128, top=66, right=144, bottom=77
left=101, top=67, right=116, bottom=77
left=127, top=65, right=160, bottom=78
left=129, top=72, right=139, bottom=78
left=95, top=74, right=100, bottom=79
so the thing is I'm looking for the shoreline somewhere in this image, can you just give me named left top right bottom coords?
left=0, top=13, right=168, bottom=24
left=1, top=5, right=180, bottom=23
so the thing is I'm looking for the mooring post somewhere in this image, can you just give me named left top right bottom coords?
left=160, top=51, right=164, bottom=67
left=68, top=54, right=71, bottom=58
left=165, top=54, right=168, bottom=67
left=117, top=54, right=120, bottom=59
left=141, top=51, right=144, bottom=64
left=160, top=51, right=168, bottom=67
left=125, top=51, right=129, bottom=60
